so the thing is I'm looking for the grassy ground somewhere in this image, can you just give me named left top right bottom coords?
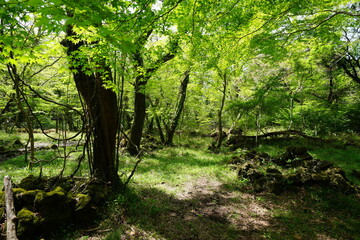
left=99, top=136, right=360, bottom=240
left=1, top=133, right=360, bottom=239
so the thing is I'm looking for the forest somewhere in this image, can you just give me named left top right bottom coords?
left=0, top=0, right=360, bottom=239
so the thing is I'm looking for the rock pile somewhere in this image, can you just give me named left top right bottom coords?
left=0, top=175, right=110, bottom=240
left=230, top=147, right=358, bottom=195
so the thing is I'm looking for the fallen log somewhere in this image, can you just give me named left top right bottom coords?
left=4, top=176, right=18, bottom=240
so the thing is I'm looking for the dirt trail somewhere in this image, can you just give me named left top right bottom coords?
left=118, top=176, right=273, bottom=240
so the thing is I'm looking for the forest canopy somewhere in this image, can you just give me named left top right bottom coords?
left=0, top=0, right=359, bottom=184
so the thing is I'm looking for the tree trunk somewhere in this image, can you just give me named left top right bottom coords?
left=165, top=71, right=190, bottom=145
left=127, top=73, right=148, bottom=155
left=215, top=72, right=227, bottom=151
left=62, top=26, right=120, bottom=186
left=4, top=176, right=18, bottom=240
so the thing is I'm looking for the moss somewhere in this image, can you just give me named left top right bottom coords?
left=0, top=191, right=4, bottom=221
left=17, top=208, right=43, bottom=240
left=34, top=186, right=74, bottom=231
left=18, top=175, right=47, bottom=190
left=15, top=189, right=42, bottom=211
left=74, top=193, right=96, bottom=227
left=75, top=193, right=92, bottom=211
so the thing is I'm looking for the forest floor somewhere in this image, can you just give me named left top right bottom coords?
left=82, top=138, right=360, bottom=240
left=1, top=132, right=360, bottom=240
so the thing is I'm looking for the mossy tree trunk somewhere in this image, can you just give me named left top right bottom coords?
left=62, top=26, right=120, bottom=186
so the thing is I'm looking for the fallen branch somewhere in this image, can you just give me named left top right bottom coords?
left=4, top=176, right=18, bottom=240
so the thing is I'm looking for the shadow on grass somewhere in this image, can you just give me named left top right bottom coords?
left=107, top=184, right=269, bottom=240
left=105, top=184, right=360, bottom=240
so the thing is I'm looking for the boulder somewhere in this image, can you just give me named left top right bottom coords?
left=74, top=193, right=96, bottom=227
left=329, top=173, right=356, bottom=194
left=34, top=186, right=74, bottom=231
left=18, top=175, right=47, bottom=190
left=314, top=160, right=334, bottom=172
left=17, top=208, right=43, bottom=240
left=14, top=188, right=42, bottom=212
left=247, top=168, right=265, bottom=183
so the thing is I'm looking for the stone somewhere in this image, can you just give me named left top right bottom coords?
left=34, top=186, right=74, bottom=231
left=237, top=163, right=255, bottom=179
left=315, top=160, right=334, bottom=171
left=296, top=167, right=312, bottom=183
left=268, top=179, right=287, bottom=195
left=266, top=167, right=283, bottom=181
left=253, top=177, right=267, bottom=192
left=50, top=144, right=58, bottom=149
left=18, top=175, right=47, bottom=190
left=14, top=189, right=42, bottom=212
left=247, top=169, right=265, bottom=183
left=74, top=193, right=96, bottom=227
left=13, top=139, right=23, bottom=147
left=17, top=208, right=43, bottom=240
left=329, top=173, right=356, bottom=194
left=311, top=173, right=330, bottom=184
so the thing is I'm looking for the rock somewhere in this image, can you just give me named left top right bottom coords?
left=329, top=173, right=356, bottom=194
left=34, top=186, right=74, bottom=231
left=50, top=144, right=58, bottom=149
left=285, top=173, right=302, bottom=186
left=352, top=170, right=360, bottom=179
left=326, top=167, right=346, bottom=179
left=229, top=156, right=244, bottom=165
left=14, top=189, right=42, bottom=212
left=274, top=146, right=313, bottom=167
left=295, top=167, right=312, bottom=183
left=311, top=173, right=330, bottom=184
left=74, top=193, right=96, bottom=227
left=84, top=182, right=110, bottom=204
left=237, top=163, right=255, bottom=179
left=13, top=139, right=23, bottom=147
left=18, top=175, right=47, bottom=190
left=268, top=179, right=287, bottom=195
left=266, top=168, right=283, bottom=181
left=17, top=208, right=43, bottom=240
left=315, top=160, right=334, bottom=171
left=253, top=177, right=267, bottom=192
left=247, top=169, right=265, bottom=183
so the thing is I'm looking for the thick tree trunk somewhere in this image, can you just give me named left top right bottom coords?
left=62, top=26, right=120, bottom=186
left=165, top=71, right=190, bottom=145
left=4, top=176, right=18, bottom=240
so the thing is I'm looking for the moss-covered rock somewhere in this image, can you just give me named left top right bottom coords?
left=84, top=182, right=109, bottom=204
left=74, top=193, right=96, bottom=227
left=34, top=186, right=75, bottom=231
left=18, top=175, right=47, bottom=190
left=15, top=189, right=42, bottom=212
left=17, top=208, right=43, bottom=240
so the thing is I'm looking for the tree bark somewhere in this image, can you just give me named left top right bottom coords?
left=165, top=71, right=190, bottom=145
left=62, top=26, right=120, bottom=186
left=215, top=72, right=227, bottom=151
left=4, top=176, right=18, bottom=240
left=127, top=44, right=176, bottom=155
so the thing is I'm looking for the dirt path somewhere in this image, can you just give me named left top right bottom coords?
left=116, top=175, right=273, bottom=240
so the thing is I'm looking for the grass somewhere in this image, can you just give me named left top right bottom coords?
left=1, top=132, right=360, bottom=239
left=0, top=147, right=86, bottom=185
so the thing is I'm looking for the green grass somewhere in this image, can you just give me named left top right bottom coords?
left=1, top=132, right=359, bottom=240
left=0, top=147, right=86, bottom=185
